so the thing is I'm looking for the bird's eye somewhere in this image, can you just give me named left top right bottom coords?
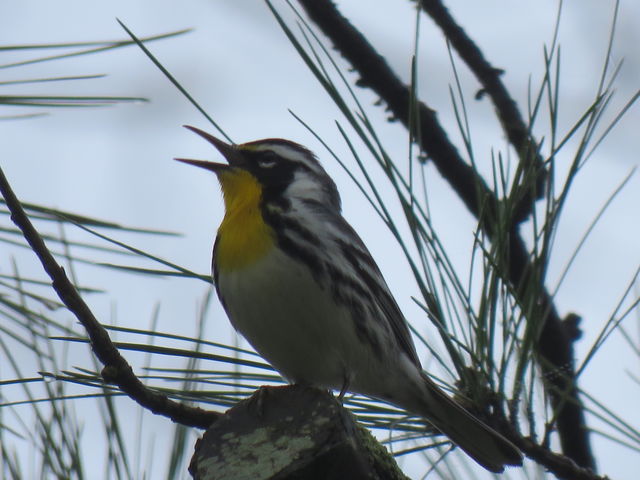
left=256, top=152, right=279, bottom=169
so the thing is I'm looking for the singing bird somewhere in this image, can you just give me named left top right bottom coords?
left=176, top=126, right=522, bottom=473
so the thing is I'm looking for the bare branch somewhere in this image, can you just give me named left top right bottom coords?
left=0, top=165, right=220, bottom=429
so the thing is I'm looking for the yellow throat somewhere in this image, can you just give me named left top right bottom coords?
left=215, top=169, right=275, bottom=272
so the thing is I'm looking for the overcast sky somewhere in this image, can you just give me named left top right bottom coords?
left=2, top=1, right=639, bottom=478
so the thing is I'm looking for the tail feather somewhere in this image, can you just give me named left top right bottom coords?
left=419, top=375, right=523, bottom=473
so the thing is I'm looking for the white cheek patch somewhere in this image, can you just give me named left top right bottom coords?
left=285, top=172, right=326, bottom=203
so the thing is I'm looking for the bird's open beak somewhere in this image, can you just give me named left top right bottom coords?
left=174, top=125, right=242, bottom=172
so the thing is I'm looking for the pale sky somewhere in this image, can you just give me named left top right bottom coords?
left=2, top=1, right=639, bottom=478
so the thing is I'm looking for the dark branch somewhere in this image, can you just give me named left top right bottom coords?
left=0, top=165, right=219, bottom=430
left=504, top=429, right=604, bottom=480
left=417, top=0, right=547, bottom=222
left=296, top=0, right=594, bottom=471
left=508, top=234, right=595, bottom=470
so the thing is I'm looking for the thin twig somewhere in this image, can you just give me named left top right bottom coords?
left=0, top=165, right=219, bottom=429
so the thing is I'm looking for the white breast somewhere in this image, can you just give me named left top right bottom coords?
left=219, top=247, right=405, bottom=389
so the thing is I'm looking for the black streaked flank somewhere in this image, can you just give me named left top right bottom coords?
left=336, top=235, right=420, bottom=368
left=264, top=204, right=386, bottom=358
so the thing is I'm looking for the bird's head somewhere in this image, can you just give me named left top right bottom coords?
left=175, top=126, right=341, bottom=213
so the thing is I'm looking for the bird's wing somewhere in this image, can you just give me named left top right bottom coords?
left=331, top=216, right=421, bottom=368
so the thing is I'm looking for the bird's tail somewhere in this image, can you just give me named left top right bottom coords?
left=417, top=374, right=523, bottom=473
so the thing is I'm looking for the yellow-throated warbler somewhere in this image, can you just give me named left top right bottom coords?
left=177, top=126, right=522, bottom=473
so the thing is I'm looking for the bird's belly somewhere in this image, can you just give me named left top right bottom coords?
left=216, top=248, right=378, bottom=388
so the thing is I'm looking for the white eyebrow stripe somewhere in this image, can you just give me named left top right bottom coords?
left=249, top=142, right=325, bottom=176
